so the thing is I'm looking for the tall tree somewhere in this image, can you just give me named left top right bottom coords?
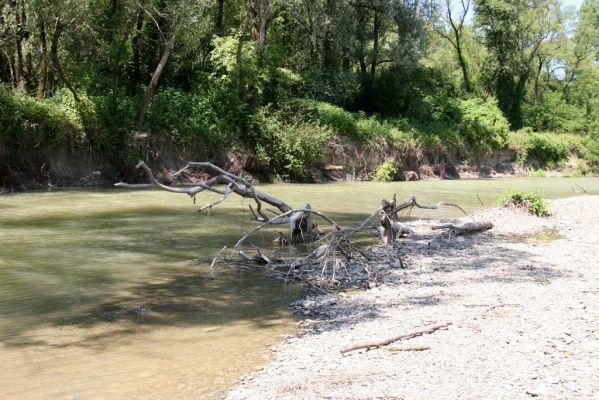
left=434, top=0, right=472, bottom=92
left=475, top=0, right=563, bottom=128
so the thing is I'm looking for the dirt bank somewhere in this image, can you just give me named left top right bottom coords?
left=0, top=131, right=528, bottom=192
left=226, top=195, right=599, bottom=400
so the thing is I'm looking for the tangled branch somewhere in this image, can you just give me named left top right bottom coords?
left=115, top=160, right=493, bottom=290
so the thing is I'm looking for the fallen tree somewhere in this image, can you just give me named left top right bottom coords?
left=115, top=160, right=493, bottom=289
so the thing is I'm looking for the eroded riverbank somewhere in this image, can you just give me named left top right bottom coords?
left=227, top=196, right=599, bottom=400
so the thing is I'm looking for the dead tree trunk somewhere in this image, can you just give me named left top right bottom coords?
left=115, top=161, right=321, bottom=241
left=115, top=160, right=490, bottom=289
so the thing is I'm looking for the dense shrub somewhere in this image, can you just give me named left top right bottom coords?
left=144, top=85, right=241, bottom=145
left=580, top=138, right=599, bottom=173
left=526, top=133, right=569, bottom=165
left=369, top=159, right=400, bottom=182
left=287, top=99, right=359, bottom=138
left=457, top=97, right=509, bottom=151
left=0, top=85, right=78, bottom=148
left=248, top=110, right=332, bottom=180
left=523, top=92, right=588, bottom=134
left=286, top=99, right=413, bottom=143
left=498, top=190, right=549, bottom=217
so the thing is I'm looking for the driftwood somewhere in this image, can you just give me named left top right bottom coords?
left=431, top=219, right=493, bottom=234
left=115, top=161, right=321, bottom=242
left=340, top=321, right=453, bottom=354
left=115, top=161, right=491, bottom=289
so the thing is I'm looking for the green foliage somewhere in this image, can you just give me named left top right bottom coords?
left=287, top=99, right=360, bottom=139
left=0, top=85, right=78, bottom=149
left=144, top=87, right=235, bottom=145
left=457, top=97, right=510, bottom=151
left=498, top=190, right=549, bottom=217
left=2, top=0, right=599, bottom=185
left=528, top=168, right=546, bottom=177
left=523, top=92, right=588, bottom=133
left=527, top=133, right=569, bottom=165
left=580, top=138, right=599, bottom=173
left=507, top=128, right=532, bottom=162
left=248, top=110, right=332, bottom=180
left=369, top=159, right=400, bottom=182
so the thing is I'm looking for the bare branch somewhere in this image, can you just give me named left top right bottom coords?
left=235, top=208, right=342, bottom=248
left=198, top=183, right=235, bottom=212
left=115, top=161, right=293, bottom=218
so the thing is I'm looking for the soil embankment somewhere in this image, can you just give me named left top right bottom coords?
left=1, top=131, right=522, bottom=191
left=227, top=196, right=599, bottom=400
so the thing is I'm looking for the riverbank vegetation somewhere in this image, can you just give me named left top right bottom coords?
left=1, top=0, right=599, bottom=185
left=498, top=190, right=550, bottom=216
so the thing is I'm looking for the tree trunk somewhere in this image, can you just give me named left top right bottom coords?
left=215, top=0, right=224, bottom=35
left=256, top=0, right=268, bottom=65
left=533, top=56, right=543, bottom=103
left=50, top=18, right=80, bottom=102
left=14, top=0, right=26, bottom=91
left=370, top=9, right=380, bottom=78
left=36, top=17, right=47, bottom=99
left=136, top=20, right=179, bottom=129
left=455, top=36, right=471, bottom=93
left=2, top=49, right=17, bottom=88
left=129, top=8, right=144, bottom=94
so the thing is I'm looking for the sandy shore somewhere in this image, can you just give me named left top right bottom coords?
left=226, top=196, right=599, bottom=400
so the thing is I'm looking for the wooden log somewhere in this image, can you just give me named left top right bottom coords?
left=340, top=321, right=452, bottom=354
left=431, top=219, right=493, bottom=234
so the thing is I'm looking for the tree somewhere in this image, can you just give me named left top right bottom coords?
left=562, top=0, right=599, bottom=98
left=475, top=0, right=563, bottom=128
left=434, top=0, right=472, bottom=92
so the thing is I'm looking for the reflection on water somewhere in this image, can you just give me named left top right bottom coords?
left=0, top=177, right=597, bottom=399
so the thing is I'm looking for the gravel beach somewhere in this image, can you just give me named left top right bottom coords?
left=226, top=195, right=599, bottom=400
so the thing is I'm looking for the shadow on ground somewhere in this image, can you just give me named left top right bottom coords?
left=293, top=230, right=567, bottom=335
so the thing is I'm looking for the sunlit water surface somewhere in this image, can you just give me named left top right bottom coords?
left=1, top=177, right=597, bottom=399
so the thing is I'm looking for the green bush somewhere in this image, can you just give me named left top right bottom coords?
left=498, top=190, right=549, bottom=217
left=457, top=97, right=510, bottom=151
left=581, top=138, right=599, bottom=173
left=287, top=99, right=359, bottom=138
left=248, top=110, right=332, bottom=180
left=286, top=99, right=416, bottom=143
left=528, top=168, right=546, bottom=177
left=527, top=133, right=569, bottom=165
left=144, top=86, right=240, bottom=146
left=523, top=92, right=588, bottom=134
left=370, top=159, right=400, bottom=182
left=0, top=85, right=78, bottom=148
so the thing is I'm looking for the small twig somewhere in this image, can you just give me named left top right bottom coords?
left=387, top=345, right=431, bottom=352
left=476, top=194, right=485, bottom=207
left=572, top=183, right=587, bottom=193
left=340, top=321, right=453, bottom=354
left=198, top=184, right=234, bottom=212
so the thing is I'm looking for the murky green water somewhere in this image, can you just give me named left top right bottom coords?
left=1, top=177, right=597, bottom=399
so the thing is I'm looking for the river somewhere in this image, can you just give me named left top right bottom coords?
left=1, top=177, right=597, bottom=399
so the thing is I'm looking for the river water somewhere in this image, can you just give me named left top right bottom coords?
left=1, top=178, right=597, bottom=399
